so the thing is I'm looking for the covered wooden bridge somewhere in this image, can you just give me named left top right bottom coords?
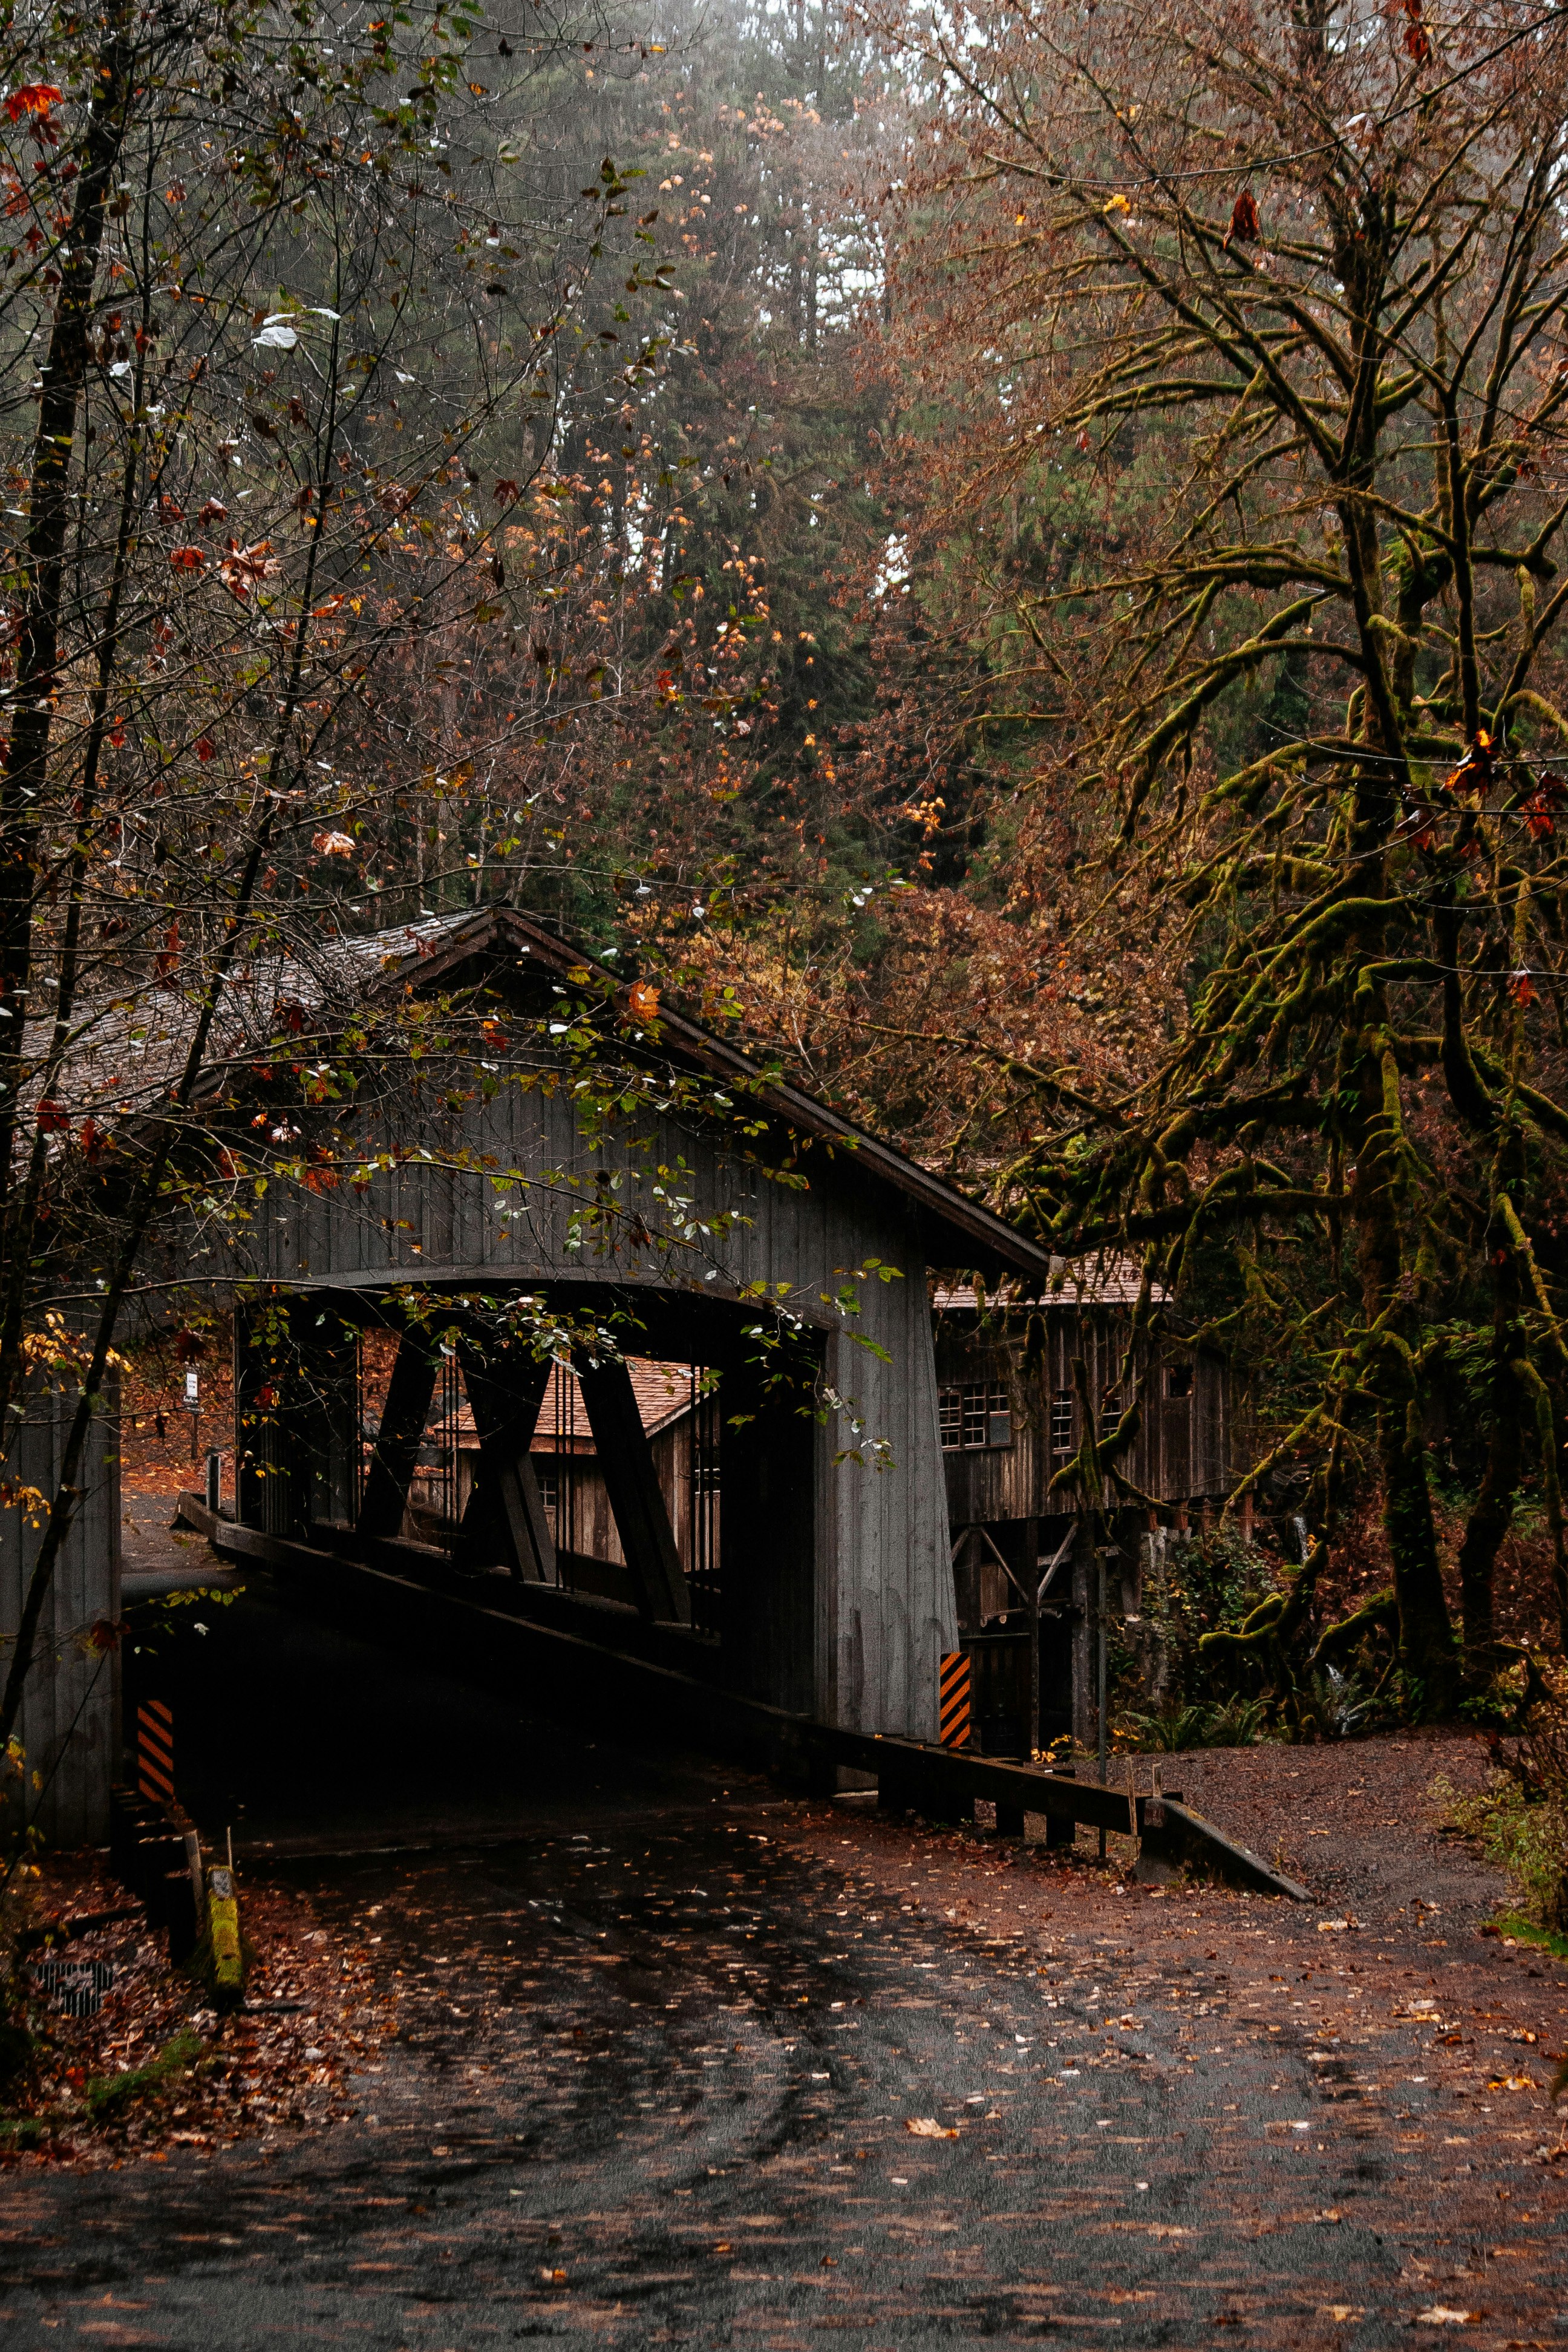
left=190, top=906, right=1063, bottom=1746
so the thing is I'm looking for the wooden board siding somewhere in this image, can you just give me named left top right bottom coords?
left=935, top=1309, right=1229, bottom=1521
left=0, top=1378, right=119, bottom=1843
left=209, top=1065, right=958, bottom=1740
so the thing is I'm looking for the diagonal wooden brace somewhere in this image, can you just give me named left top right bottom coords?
left=573, top=1353, right=690, bottom=1625
left=356, top=1329, right=439, bottom=1541
left=456, top=1346, right=556, bottom=1583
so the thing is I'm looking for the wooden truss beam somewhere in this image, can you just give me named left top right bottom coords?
left=573, top=1353, right=691, bottom=1625
left=356, top=1329, right=439, bottom=1541
left=456, top=1346, right=557, bottom=1584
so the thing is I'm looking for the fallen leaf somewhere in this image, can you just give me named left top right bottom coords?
left=1321, top=2310, right=1364, bottom=2324
left=904, top=2116, right=958, bottom=2138
left=1415, top=2310, right=1475, bottom=2327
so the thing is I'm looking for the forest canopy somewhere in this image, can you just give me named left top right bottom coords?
left=7, top=0, right=1568, bottom=1737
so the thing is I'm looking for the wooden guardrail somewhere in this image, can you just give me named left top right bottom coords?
left=173, top=1492, right=1313, bottom=1903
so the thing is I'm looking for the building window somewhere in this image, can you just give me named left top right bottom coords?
left=536, top=1465, right=558, bottom=1514
left=939, top=1382, right=1011, bottom=1449
left=1051, top=1389, right=1074, bottom=1454
left=1100, top=1389, right=1122, bottom=1437
left=1165, top=1360, right=1194, bottom=1400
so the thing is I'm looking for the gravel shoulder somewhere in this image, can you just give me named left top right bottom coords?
left=1138, top=1726, right=1506, bottom=1930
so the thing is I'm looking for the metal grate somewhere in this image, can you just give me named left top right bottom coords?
left=31, top=1960, right=113, bottom=2018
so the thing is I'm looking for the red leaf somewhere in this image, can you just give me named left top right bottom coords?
left=168, top=544, right=206, bottom=570
left=195, top=736, right=215, bottom=762
left=1227, top=191, right=1259, bottom=243
left=36, top=1097, right=69, bottom=1134
left=5, top=83, right=62, bottom=121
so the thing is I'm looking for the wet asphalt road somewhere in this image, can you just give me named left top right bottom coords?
left=2, top=1559, right=1564, bottom=2347
left=7, top=1812, right=1431, bottom=2349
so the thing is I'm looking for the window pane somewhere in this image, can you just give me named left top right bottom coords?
left=1100, top=1390, right=1122, bottom=1437
left=987, top=1384, right=1011, bottom=1448
left=939, top=1388, right=962, bottom=1448
left=962, top=1383, right=988, bottom=1446
left=1050, top=1389, right=1073, bottom=1453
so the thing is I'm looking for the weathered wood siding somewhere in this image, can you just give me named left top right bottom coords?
left=935, top=1310, right=1229, bottom=1524
left=213, top=1063, right=957, bottom=1739
left=0, top=1379, right=119, bottom=1843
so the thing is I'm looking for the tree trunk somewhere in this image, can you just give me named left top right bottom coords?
left=1377, top=1394, right=1459, bottom=1714
left=1353, top=1043, right=1459, bottom=1716
left=0, top=8, right=133, bottom=1217
left=1454, top=1344, right=1524, bottom=1688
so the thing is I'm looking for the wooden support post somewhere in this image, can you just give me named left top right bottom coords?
left=1024, top=1513, right=1040, bottom=1760
left=1045, top=1762, right=1077, bottom=1849
left=574, top=1354, right=691, bottom=1625
left=456, top=1347, right=556, bottom=1583
left=357, top=1330, right=439, bottom=1541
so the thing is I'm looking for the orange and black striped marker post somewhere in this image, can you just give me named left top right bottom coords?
left=137, top=1699, right=174, bottom=1804
left=938, top=1651, right=972, bottom=1749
